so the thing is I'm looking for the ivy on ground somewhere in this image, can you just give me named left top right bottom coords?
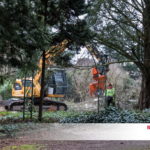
left=60, top=107, right=150, bottom=123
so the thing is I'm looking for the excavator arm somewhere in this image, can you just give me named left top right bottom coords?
left=32, top=40, right=69, bottom=97
left=34, top=39, right=69, bottom=83
left=12, top=40, right=69, bottom=98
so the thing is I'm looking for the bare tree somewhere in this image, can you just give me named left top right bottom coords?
left=88, top=0, right=150, bottom=109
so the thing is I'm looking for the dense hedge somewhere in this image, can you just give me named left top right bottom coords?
left=60, top=107, right=150, bottom=123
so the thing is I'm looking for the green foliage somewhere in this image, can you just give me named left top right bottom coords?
left=42, top=111, right=82, bottom=122
left=87, top=0, right=144, bottom=69
left=0, top=123, right=37, bottom=138
left=0, top=0, right=41, bottom=68
left=0, top=111, right=23, bottom=124
left=51, top=51, right=75, bottom=67
left=0, top=0, right=92, bottom=70
left=60, top=107, right=150, bottom=123
left=0, top=80, right=12, bottom=100
left=2, top=144, right=44, bottom=150
left=0, top=124, right=19, bottom=137
left=0, top=111, right=82, bottom=124
left=2, top=108, right=150, bottom=124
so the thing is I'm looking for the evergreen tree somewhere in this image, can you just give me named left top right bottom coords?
left=0, top=0, right=93, bottom=120
left=0, top=0, right=92, bottom=67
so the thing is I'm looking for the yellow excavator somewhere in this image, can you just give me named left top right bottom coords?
left=4, top=40, right=109, bottom=111
left=4, top=40, right=69, bottom=111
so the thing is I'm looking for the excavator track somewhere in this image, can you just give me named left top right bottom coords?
left=42, top=98, right=68, bottom=111
left=4, top=98, right=67, bottom=111
left=4, top=98, right=24, bottom=111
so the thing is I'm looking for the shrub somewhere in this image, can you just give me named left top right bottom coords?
left=60, top=107, right=150, bottom=123
left=0, top=80, right=12, bottom=100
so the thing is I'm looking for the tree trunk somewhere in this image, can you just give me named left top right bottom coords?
left=38, top=50, right=46, bottom=121
left=138, top=75, right=150, bottom=109
left=138, top=1, right=150, bottom=109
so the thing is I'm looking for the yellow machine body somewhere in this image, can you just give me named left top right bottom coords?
left=12, top=40, right=68, bottom=100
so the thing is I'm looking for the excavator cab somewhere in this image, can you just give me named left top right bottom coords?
left=12, top=69, right=68, bottom=98
left=45, top=68, right=68, bottom=97
left=12, top=79, right=33, bottom=98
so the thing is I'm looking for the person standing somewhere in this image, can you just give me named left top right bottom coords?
left=105, top=83, right=115, bottom=107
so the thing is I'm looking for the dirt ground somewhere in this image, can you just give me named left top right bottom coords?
left=66, top=98, right=104, bottom=112
left=0, top=100, right=148, bottom=150
left=1, top=140, right=150, bottom=150
left=1, top=124, right=150, bottom=150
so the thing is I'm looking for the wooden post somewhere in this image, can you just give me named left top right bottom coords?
left=23, top=73, right=26, bottom=120
left=30, top=71, right=34, bottom=119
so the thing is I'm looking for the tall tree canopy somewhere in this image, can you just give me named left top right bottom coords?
left=88, top=0, right=150, bottom=109
left=0, top=0, right=92, bottom=68
left=0, top=0, right=93, bottom=120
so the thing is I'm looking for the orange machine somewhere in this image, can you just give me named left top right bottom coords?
left=86, top=45, right=109, bottom=96
left=89, top=67, right=107, bottom=96
left=5, top=40, right=69, bottom=111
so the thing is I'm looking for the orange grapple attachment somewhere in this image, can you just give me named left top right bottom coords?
left=89, top=75, right=107, bottom=96
left=92, top=67, right=100, bottom=81
left=92, top=67, right=99, bottom=75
